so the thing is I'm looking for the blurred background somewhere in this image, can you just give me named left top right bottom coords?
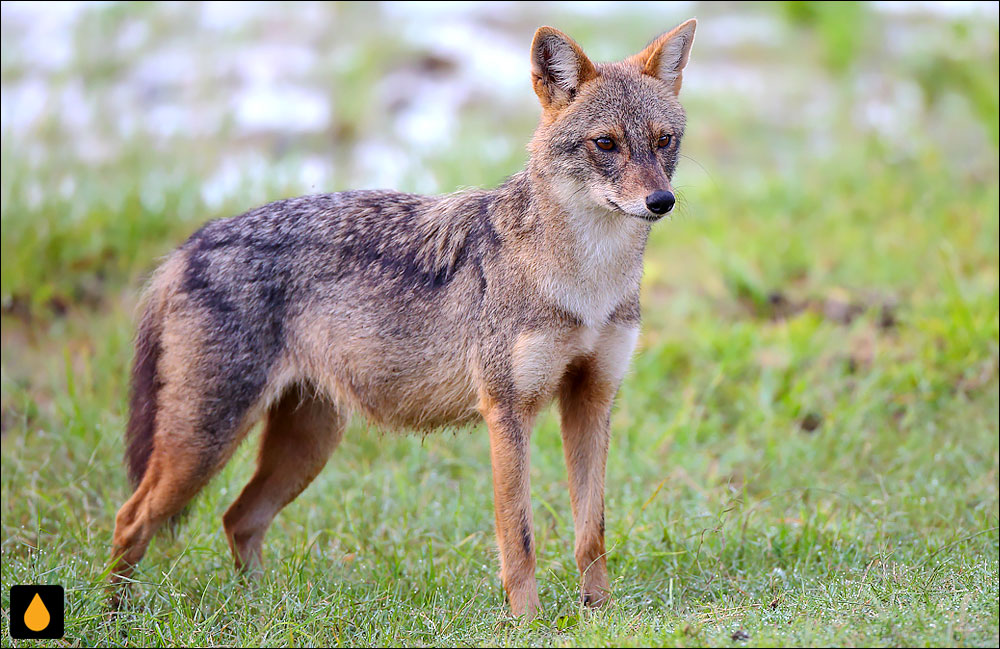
left=1, top=3, right=997, bottom=645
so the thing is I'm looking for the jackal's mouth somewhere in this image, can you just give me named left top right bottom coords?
left=606, top=198, right=663, bottom=223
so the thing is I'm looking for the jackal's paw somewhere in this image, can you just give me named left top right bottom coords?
left=505, top=585, right=541, bottom=620
left=234, top=560, right=264, bottom=581
left=581, top=588, right=612, bottom=609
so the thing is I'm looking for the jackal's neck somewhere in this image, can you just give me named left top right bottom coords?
left=518, top=164, right=650, bottom=265
left=491, top=167, right=649, bottom=326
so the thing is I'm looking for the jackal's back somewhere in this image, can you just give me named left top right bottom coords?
left=154, top=189, right=500, bottom=433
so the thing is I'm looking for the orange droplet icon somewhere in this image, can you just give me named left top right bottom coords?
left=24, top=592, right=51, bottom=632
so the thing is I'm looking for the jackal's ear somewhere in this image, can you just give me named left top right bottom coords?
left=530, top=26, right=598, bottom=111
left=631, top=18, right=697, bottom=94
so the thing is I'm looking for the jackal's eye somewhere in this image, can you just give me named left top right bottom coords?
left=595, top=137, right=615, bottom=151
left=657, top=134, right=672, bottom=148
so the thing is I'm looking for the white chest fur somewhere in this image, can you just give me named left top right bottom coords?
left=511, top=323, right=639, bottom=397
left=536, top=190, right=646, bottom=327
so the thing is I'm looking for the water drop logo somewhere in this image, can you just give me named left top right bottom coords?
left=24, top=593, right=51, bottom=631
left=9, top=585, right=64, bottom=639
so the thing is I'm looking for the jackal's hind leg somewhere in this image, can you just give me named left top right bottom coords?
left=110, top=414, right=252, bottom=597
left=223, top=386, right=345, bottom=572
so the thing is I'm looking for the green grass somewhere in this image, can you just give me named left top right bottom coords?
left=2, top=2, right=998, bottom=647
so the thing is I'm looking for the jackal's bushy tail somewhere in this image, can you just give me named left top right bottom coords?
left=125, top=283, right=167, bottom=489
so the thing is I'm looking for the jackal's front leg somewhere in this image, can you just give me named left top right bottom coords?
left=481, top=398, right=540, bottom=618
left=558, top=360, right=617, bottom=607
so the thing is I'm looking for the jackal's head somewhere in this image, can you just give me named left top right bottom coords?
left=528, top=20, right=696, bottom=222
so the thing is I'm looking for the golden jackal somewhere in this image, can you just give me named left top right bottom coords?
left=111, top=19, right=697, bottom=618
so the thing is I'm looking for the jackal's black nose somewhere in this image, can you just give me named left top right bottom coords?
left=645, top=190, right=675, bottom=215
